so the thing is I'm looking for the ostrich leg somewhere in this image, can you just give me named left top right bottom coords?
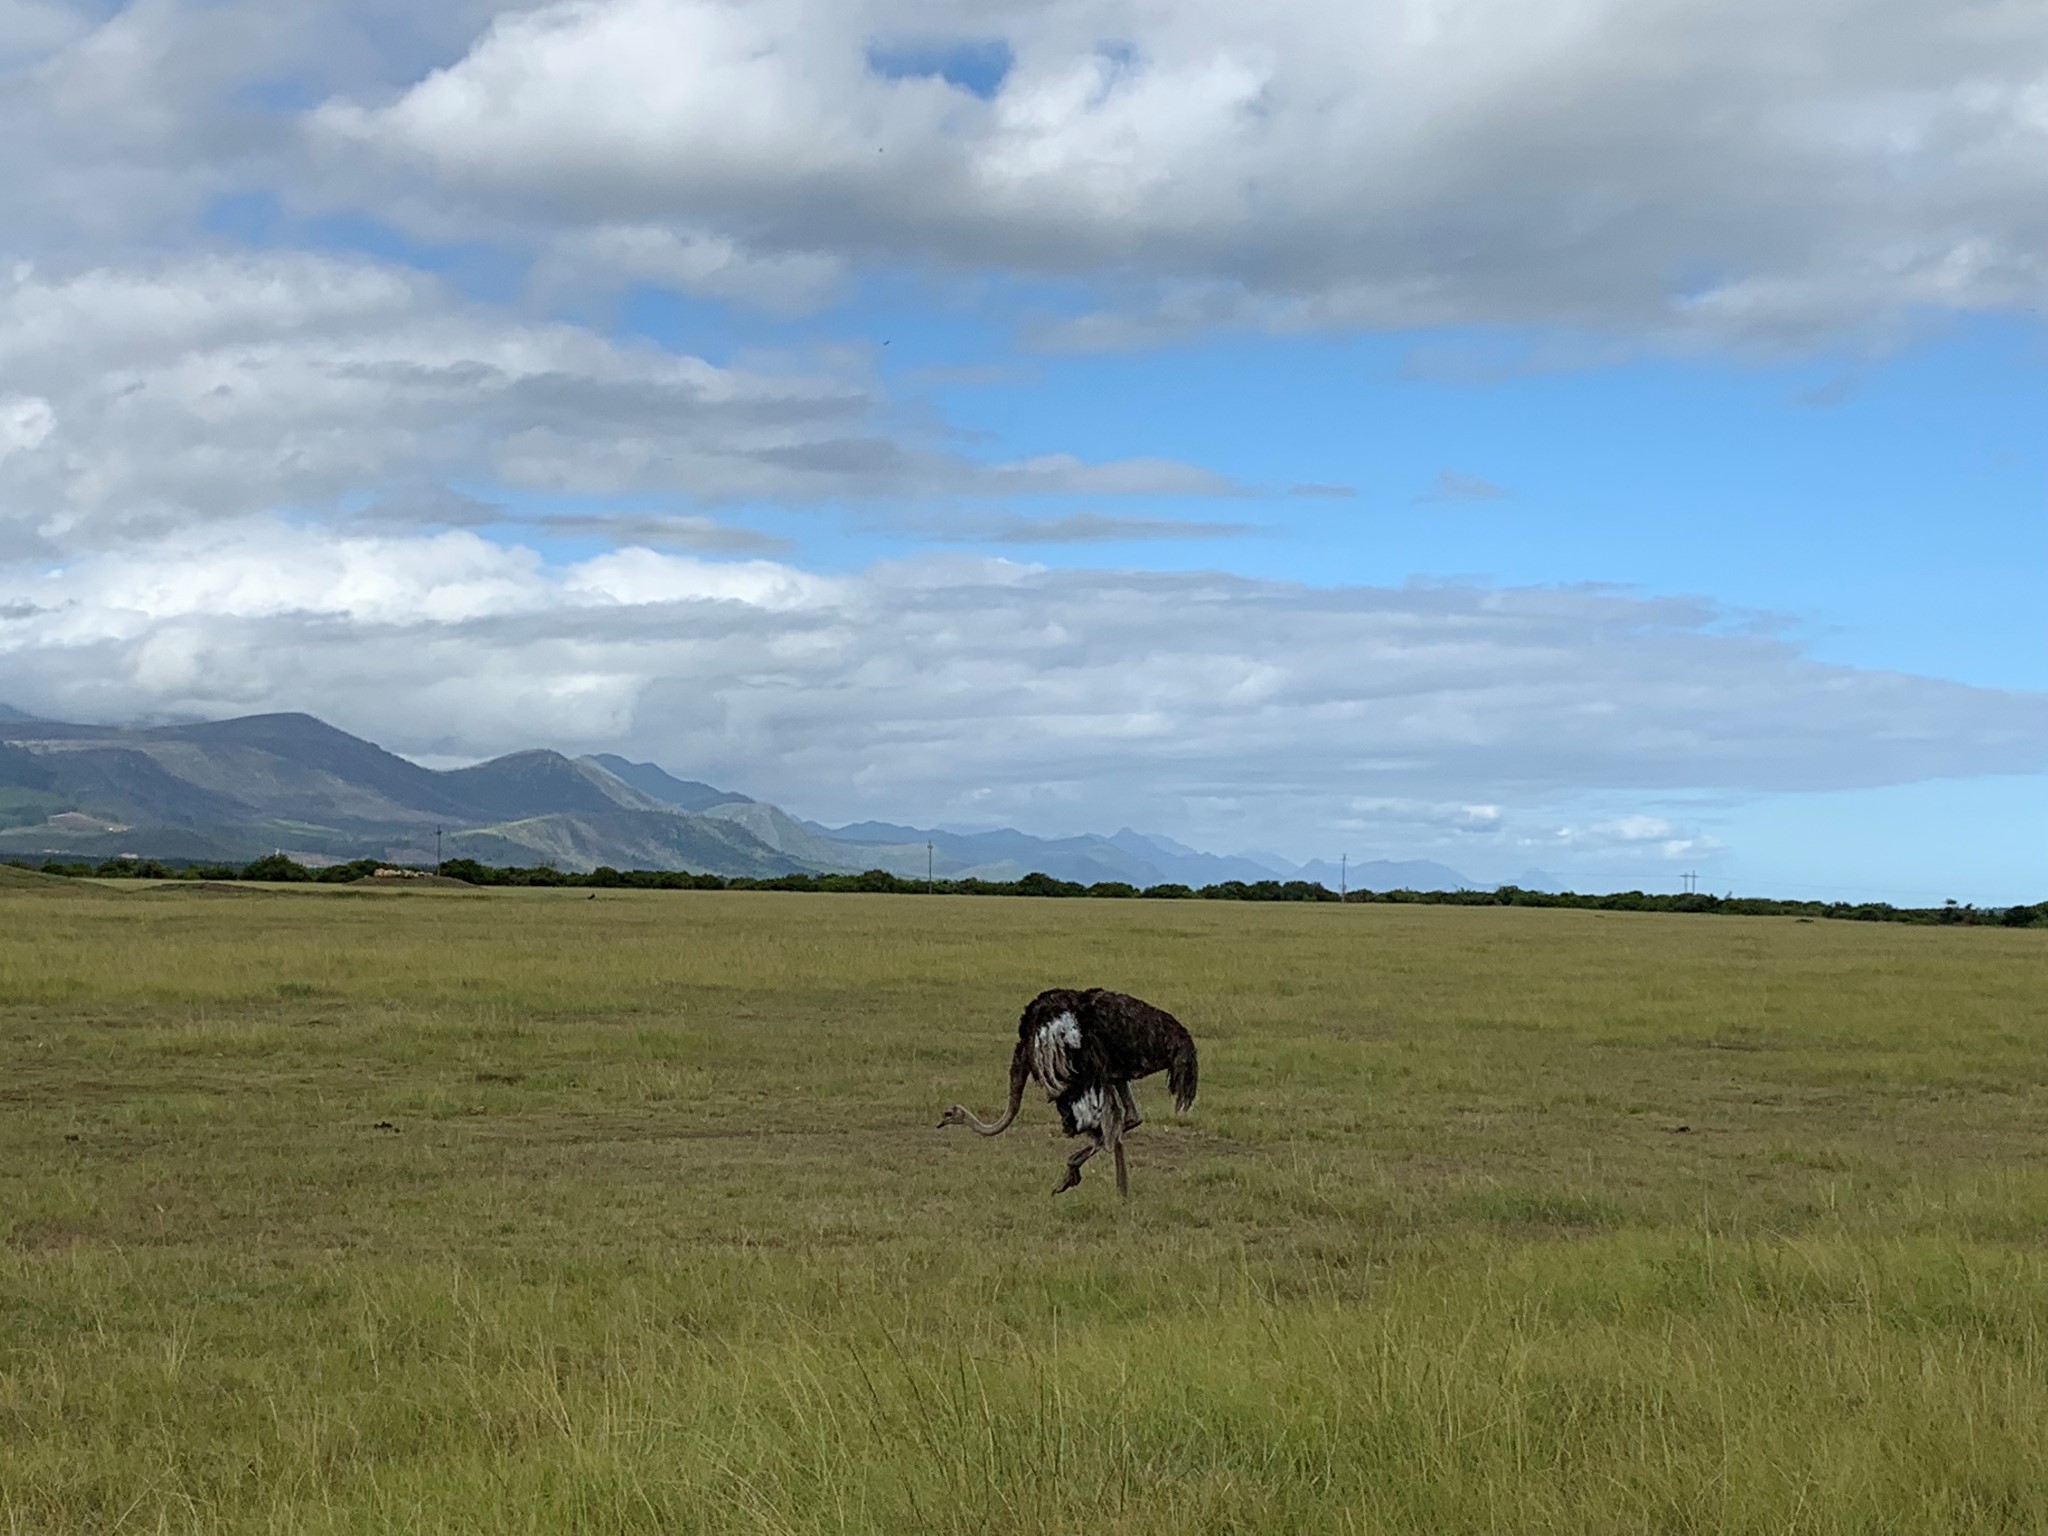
left=1106, top=1092, right=1131, bottom=1198
left=1054, top=1085, right=1132, bottom=1197
left=1053, top=1136, right=1099, bottom=1194
left=1115, top=1081, right=1143, bottom=1131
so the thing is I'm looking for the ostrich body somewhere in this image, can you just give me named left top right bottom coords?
left=939, top=988, right=1198, bottom=1197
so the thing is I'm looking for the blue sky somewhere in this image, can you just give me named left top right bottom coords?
left=634, top=302, right=2048, bottom=903
left=0, top=0, right=2043, bottom=903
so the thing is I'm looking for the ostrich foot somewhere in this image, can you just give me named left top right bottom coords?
left=1055, top=1138, right=1098, bottom=1194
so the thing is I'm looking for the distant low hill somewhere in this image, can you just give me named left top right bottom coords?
left=0, top=707, right=1480, bottom=889
left=813, top=820, right=1297, bottom=888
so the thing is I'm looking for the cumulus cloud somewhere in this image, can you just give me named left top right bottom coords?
left=3, top=523, right=2044, bottom=851
left=0, top=395, right=56, bottom=460
left=1337, top=798, right=1507, bottom=836
left=0, top=0, right=533, bottom=257
left=0, top=251, right=1242, bottom=549
left=526, top=512, right=791, bottom=555
left=12, top=1, right=2048, bottom=347
left=316, top=0, right=2048, bottom=344
left=532, top=223, right=847, bottom=316
left=0, top=0, right=88, bottom=60
left=1546, top=814, right=1721, bottom=863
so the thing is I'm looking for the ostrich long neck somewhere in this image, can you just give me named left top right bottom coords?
left=959, top=1053, right=1031, bottom=1135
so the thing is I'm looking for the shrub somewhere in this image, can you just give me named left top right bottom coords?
left=240, top=854, right=313, bottom=882
left=314, top=859, right=384, bottom=883
left=1015, top=872, right=1084, bottom=898
left=94, top=858, right=172, bottom=879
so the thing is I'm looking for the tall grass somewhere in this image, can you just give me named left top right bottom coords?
left=2, top=887, right=2045, bottom=1531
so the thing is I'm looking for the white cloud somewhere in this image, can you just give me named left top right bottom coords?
left=0, top=0, right=534, bottom=255
left=534, top=224, right=847, bottom=316
left=317, top=0, right=2048, bottom=343
left=524, top=512, right=791, bottom=555
left=1341, top=798, right=1506, bottom=835
left=0, top=394, right=55, bottom=459
left=3, top=523, right=2044, bottom=851
left=562, top=544, right=832, bottom=610
left=0, top=251, right=1240, bottom=549
left=0, top=0, right=88, bottom=64
left=1546, top=814, right=1720, bottom=863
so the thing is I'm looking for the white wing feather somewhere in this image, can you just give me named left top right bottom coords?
left=1031, top=1010, right=1082, bottom=1096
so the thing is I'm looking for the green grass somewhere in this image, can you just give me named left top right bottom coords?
left=0, top=864, right=110, bottom=895
left=2, top=886, right=2046, bottom=1532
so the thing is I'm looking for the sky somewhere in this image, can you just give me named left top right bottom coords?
left=0, top=0, right=2043, bottom=902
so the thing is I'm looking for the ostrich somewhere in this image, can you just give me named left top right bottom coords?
left=938, top=988, right=1198, bottom=1197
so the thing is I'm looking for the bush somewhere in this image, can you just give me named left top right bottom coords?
left=1015, top=872, right=1084, bottom=898
left=240, top=854, right=313, bottom=882
left=315, top=859, right=384, bottom=884
left=94, top=858, right=172, bottom=879
left=1276, top=880, right=1340, bottom=902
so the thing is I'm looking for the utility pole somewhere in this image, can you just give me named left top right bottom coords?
left=926, top=841, right=933, bottom=893
left=1340, top=852, right=1347, bottom=902
left=435, top=827, right=443, bottom=871
left=1682, top=870, right=1698, bottom=895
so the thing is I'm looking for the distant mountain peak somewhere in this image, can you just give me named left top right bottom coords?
left=167, top=710, right=358, bottom=739
left=442, top=749, right=669, bottom=818
left=1110, top=827, right=1200, bottom=859
left=584, top=754, right=752, bottom=814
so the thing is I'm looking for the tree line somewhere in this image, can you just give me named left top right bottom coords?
left=12, top=853, right=2043, bottom=927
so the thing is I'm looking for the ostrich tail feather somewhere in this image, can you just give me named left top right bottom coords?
left=1168, top=1038, right=1198, bottom=1113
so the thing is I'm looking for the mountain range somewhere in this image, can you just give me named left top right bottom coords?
left=0, top=708, right=1482, bottom=891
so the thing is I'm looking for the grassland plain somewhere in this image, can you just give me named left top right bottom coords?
left=1, top=882, right=2046, bottom=1534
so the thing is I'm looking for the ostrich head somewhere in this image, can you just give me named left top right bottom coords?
left=936, top=1105, right=970, bottom=1128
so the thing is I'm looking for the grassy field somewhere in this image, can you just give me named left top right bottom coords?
left=2, top=881, right=2046, bottom=1533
